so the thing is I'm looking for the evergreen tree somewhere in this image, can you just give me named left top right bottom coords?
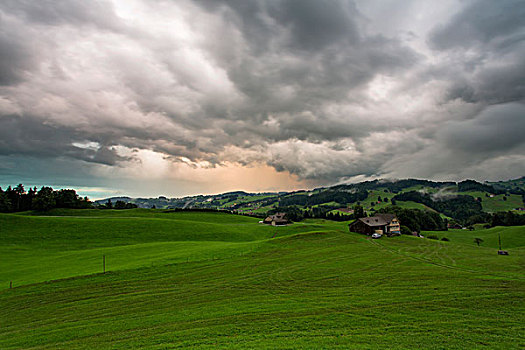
left=0, top=187, right=11, bottom=212
left=353, top=204, right=366, bottom=219
left=33, top=187, right=56, bottom=211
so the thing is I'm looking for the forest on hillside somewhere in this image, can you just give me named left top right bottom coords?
left=2, top=178, right=524, bottom=231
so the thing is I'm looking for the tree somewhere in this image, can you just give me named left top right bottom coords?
left=400, top=225, right=412, bottom=235
left=22, top=187, right=37, bottom=211
left=353, top=204, right=365, bottom=219
left=33, top=187, right=56, bottom=211
left=114, top=200, right=127, bottom=209
left=0, top=188, right=11, bottom=212
left=474, top=237, right=483, bottom=247
left=56, top=189, right=81, bottom=208
left=12, top=184, right=25, bottom=211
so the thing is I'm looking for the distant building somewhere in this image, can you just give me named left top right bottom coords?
left=348, top=214, right=401, bottom=236
left=447, top=223, right=463, bottom=229
left=263, top=213, right=289, bottom=226
left=336, top=208, right=354, bottom=214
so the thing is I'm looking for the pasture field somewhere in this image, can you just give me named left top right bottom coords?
left=461, top=191, right=523, bottom=212
left=421, top=226, right=525, bottom=249
left=0, top=210, right=334, bottom=287
left=1, top=210, right=524, bottom=349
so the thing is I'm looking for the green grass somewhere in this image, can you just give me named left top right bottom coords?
left=1, top=210, right=524, bottom=349
left=421, top=225, right=525, bottom=249
left=461, top=191, right=523, bottom=212
left=219, top=194, right=275, bottom=208
left=0, top=210, right=337, bottom=287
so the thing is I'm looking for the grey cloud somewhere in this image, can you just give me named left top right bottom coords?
left=0, top=115, right=129, bottom=166
left=0, top=16, right=37, bottom=85
left=0, top=0, right=120, bottom=29
left=382, top=103, right=525, bottom=181
left=0, top=0, right=523, bottom=191
left=195, top=0, right=419, bottom=108
left=430, top=0, right=525, bottom=50
left=440, top=103, right=525, bottom=154
left=443, top=54, right=525, bottom=105
left=0, top=0, right=123, bottom=86
left=427, top=0, right=525, bottom=106
left=267, top=0, right=361, bottom=50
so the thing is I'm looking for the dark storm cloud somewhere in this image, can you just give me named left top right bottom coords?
left=429, top=0, right=525, bottom=105
left=430, top=0, right=525, bottom=50
left=440, top=103, right=525, bottom=154
left=268, top=0, right=361, bottom=50
left=0, top=15, right=37, bottom=85
left=0, top=115, right=127, bottom=165
left=189, top=0, right=420, bottom=150
left=0, top=0, right=524, bottom=189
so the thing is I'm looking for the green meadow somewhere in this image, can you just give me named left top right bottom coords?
left=1, top=210, right=524, bottom=349
left=462, top=191, right=524, bottom=212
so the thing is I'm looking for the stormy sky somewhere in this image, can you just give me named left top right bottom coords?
left=0, top=0, right=524, bottom=198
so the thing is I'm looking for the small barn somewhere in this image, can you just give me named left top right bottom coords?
left=349, top=214, right=401, bottom=236
left=263, top=213, right=289, bottom=226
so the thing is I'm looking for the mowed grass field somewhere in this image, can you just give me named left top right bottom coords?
left=1, top=210, right=524, bottom=349
left=0, top=210, right=332, bottom=287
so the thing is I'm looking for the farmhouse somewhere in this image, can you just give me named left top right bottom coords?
left=263, top=213, right=289, bottom=226
left=348, top=214, right=401, bottom=236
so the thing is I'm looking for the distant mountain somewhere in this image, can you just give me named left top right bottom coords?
left=94, top=178, right=525, bottom=221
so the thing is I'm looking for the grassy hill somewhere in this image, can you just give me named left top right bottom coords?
left=421, top=226, right=525, bottom=249
left=95, top=178, right=524, bottom=222
left=0, top=210, right=335, bottom=287
left=1, top=210, right=524, bottom=348
left=462, top=191, right=523, bottom=212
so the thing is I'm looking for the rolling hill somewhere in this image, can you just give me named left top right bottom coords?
left=95, top=178, right=525, bottom=221
left=1, top=209, right=524, bottom=348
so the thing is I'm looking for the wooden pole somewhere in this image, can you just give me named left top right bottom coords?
left=498, top=233, right=502, bottom=251
left=10, top=281, right=12, bottom=289
left=103, top=255, right=106, bottom=274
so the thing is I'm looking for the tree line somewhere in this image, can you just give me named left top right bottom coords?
left=0, top=184, right=92, bottom=212
left=278, top=188, right=369, bottom=207
left=391, top=191, right=482, bottom=222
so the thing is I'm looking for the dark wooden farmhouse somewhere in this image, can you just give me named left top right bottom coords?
left=348, top=214, right=401, bottom=236
left=263, top=213, right=289, bottom=226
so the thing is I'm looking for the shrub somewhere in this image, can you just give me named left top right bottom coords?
left=400, top=225, right=412, bottom=235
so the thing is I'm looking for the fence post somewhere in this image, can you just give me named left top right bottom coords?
left=10, top=281, right=12, bottom=289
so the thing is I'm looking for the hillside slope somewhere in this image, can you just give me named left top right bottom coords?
left=0, top=210, right=340, bottom=287
left=95, top=178, right=525, bottom=219
left=0, top=211, right=524, bottom=349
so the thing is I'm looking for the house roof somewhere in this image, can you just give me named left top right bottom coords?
left=376, top=213, right=397, bottom=222
left=357, top=214, right=397, bottom=227
left=265, top=212, right=288, bottom=222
